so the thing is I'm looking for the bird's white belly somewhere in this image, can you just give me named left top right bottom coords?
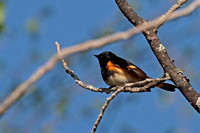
left=105, top=72, right=139, bottom=86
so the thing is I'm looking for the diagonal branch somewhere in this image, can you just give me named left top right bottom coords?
left=168, top=0, right=200, bottom=21
left=91, top=87, right=123, bottom=133
left=155, top=0, right=187, bottom=28
left=115, top=0, right=187, bottom=29
left=115, top=0, right=200, bottom=113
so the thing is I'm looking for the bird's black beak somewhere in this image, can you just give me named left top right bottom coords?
left=94, top=54, right=98, bottom=58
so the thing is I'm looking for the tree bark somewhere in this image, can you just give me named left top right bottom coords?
left=115, top=0, right=200, bottom=113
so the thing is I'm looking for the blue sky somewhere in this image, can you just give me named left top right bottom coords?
left=0, top=0, right=200, bottom=133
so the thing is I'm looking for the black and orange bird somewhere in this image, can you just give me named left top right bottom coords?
left=94, top=51, right=175, bottom=92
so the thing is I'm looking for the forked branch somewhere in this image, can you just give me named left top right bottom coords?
left=115, top=0, right=200, bottom=113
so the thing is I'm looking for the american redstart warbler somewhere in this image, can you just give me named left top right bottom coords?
left=94, top=51, right=175, bottom=92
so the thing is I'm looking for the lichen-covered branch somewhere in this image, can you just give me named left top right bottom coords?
left=115, top=0, right=200, bottom=113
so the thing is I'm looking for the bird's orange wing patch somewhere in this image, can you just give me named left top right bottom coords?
left=106, top=61, right=118, bottom=71
left=106, top=61, right=125, bottom=73
left=127, top=65, right=137, bottom=70
left=106, top=61, right=135, bottom=74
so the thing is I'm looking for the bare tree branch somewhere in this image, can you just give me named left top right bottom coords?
left=115, top=0, right=187, bottom=28
left=91, top=87, right=122, bottom=133
left=156, top=0, right=187, bottom=28
left=169, top=0, right=200, bottom=21
left=115, top=0, right=200, bottom=114
left=0, top=0, right=200, bottom=117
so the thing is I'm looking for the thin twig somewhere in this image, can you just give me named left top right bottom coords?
left=91, top=88, right=123, bottom=133
left=169, top=0, right=200, bottom=21
left=156, top=0, right=187, bottom=28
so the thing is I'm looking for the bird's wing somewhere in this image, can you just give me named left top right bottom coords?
left=113, top=57, right=148, bottom=79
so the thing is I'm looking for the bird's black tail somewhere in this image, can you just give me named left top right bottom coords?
left=156, top=83, right=176, bottom=92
